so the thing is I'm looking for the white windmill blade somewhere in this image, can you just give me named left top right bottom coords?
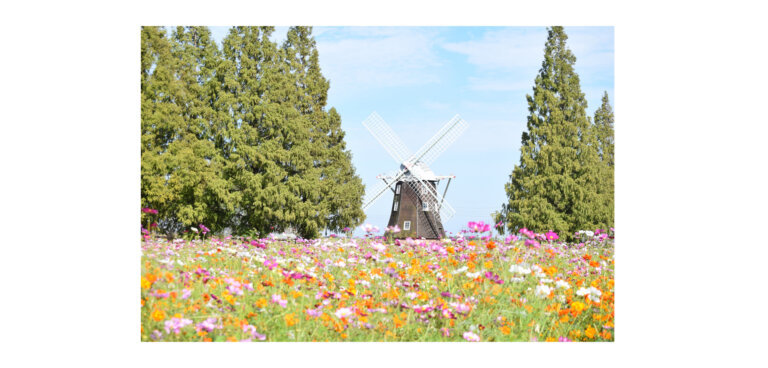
left=362, top=168, right=407, bottom=210
left=408, top=114, right=468, bottom=166
left=362, top=112, right=413, bottom=165
left=407, top=179, right=457, bottom=223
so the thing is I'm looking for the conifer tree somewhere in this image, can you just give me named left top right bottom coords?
left=593, top=91, right=615, bottom=227
left=142, top=26, right=366, bottom=238
left=141, top=26, right=184, bottom=235
left=495, top=26, right=609, bottom=239
left=220, top=26, right=297, bottom=235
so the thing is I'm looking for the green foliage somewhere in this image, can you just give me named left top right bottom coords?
left=141, top=26, right=365, bottom=238
left=593, top=92, right=615, bottom=227
left=496, top=27, right=613, bottom=239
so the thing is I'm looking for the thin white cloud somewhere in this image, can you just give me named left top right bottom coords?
left=441, top=28, right=548, bottom=70
left=315, top=27, right=443, bottom=92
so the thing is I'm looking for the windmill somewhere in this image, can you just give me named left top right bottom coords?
left=361, top=112, right=468, bottom=239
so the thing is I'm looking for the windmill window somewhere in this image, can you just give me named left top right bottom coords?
left=393, top=201, right=399, bottom=211
left=403, top=221, right=411, bottom=231
left=395, top=184, right=401, bottom=194
left=422, top=202, right=429, bottom=211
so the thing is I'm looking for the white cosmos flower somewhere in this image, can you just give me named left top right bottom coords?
left=466, top=271, right=482, bottom=278
left=531, top=265, right=543, bottom=276
left=540, top=278, right=553, bottom=283
left=191, top=227, right=198, bottom=233
left=510, top=277, right=525, bottom=283
left=534, top=284, right=552, bottom=298
left=451, top=266, right=469, bottom=275
left=555, top=280, right=571, bottom=289
left=509, top=265, right=531, bottom=275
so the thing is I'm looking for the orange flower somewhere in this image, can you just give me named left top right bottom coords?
left=486, top=241, right=496, bottom=250
left=583, top=254, right=592, bottom=261
left=499, top=325, right=511, bottom=335
left=255, top=298, right=267, bottom=308
left=393, top=315, right=405, bottom=328
left=446, top=246, right=455, bottom=254
left=483, top=260, right=493, bottom=269
left=285, top=313, right=298, bottom=327
left=585, top=326, right=597, bottom=339
left=545, top=337, right=557, bottom=342
left=150, top=309, right=165, bottom=322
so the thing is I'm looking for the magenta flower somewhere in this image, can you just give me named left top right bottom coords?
left=441, top=328, right=451, bottom=337
left=142, top=207, right=158, bottom=215
left=545, top=230, right=559, bottom=241
left=181, top=289, right=192, bottom=299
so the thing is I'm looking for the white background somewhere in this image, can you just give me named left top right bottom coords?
left=1, top=0, right=766, bottom=367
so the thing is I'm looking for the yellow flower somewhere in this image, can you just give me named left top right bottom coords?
left=500, top=325, right=511, bottom=335
left=483, top=261, right=493, bottom=269
left=572, top=301, right=587, bottom=312
left=141, top=277, right=152, bottom=290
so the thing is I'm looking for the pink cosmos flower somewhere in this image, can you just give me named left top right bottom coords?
left=271, top=294, right=287, bottom=308
left=519, top=228, right=535, bottom=239
left=306, top=308, right=322, bottom=317
left=441, top=328, right=451, bottom=337
left=335, top=307, right=354, bottom=319
left=545, top=231, right=559, bottom=241
left=243, top=324, right=266, bottom=340
left=463, top=331, right=480, bottom=342
left=181, top=289, right=192, bottom=299
left=164, top=317, right=193, bottom=335
left=504, top=234, right=518, bottom=244
left=196, top=318, right=219, bottom=333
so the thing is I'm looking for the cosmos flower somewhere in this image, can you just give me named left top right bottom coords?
left=463, top=331, right=480, bottom=342
left=555, top=280, right=571, bottom=289
left=535, top=284, right=553, bottom=298
left=164, top=317, right=193, bottom=335
left=545, top=231, right=559, bottom=241
left=271, top=294, right=287, bottom=308
left=196, top=318, right=219, bottom=333
left=335, top=307, right=354, bottom=319
left=509, top=264, right=531, bottom=275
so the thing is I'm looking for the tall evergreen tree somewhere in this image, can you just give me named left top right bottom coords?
left=495, top=26, right=609, bottom=239
left=220, top=26, right=291, bottom=235
left=593, top=91, right=615, bottom=227
left=142, top=26, right=366, bottom=238
left=282, top=27, right=365, bottom=237
left=141, top=26, right=184, bottom=234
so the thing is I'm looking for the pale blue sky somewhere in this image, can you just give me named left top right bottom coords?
left=207, top=26, right=614, bottom=236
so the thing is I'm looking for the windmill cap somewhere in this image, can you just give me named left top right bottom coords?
left=401, top=161, right=437, bottom=181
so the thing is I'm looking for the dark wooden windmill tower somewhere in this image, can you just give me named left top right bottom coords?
left=361, top=112, right=468, bottom=239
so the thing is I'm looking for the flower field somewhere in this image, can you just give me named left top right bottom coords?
left=140, top=225, right=614, bottom=342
